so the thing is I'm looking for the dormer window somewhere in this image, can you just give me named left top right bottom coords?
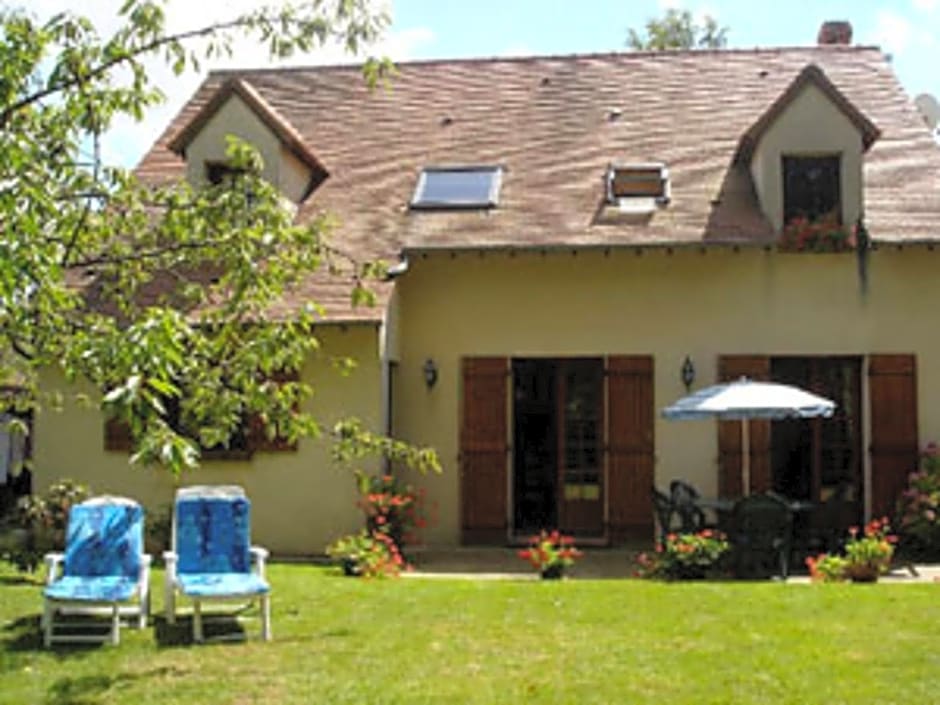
left=411, top=166, right=503, bottom=210
left=205, top=161, right=245, bottom=186
left=606, top=163, right=670, bottom=213
left=783, top=155, right=841, bottom=224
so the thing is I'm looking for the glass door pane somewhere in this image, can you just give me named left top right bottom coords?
left=559, top=359, right=604, bottom=535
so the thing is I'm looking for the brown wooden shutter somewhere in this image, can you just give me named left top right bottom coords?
left=249, top=369, right=301, bottom=453
left=104, top=417, right=133, bottom=452
left=607, top=356, right=654, bottom=541
left=459, top=357, right=509, bottom=544
left=869, top=355, right=918, bottom=518
left=717, top=355, right=771, bottom=495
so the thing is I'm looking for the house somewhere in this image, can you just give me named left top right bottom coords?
left=32, top=22, right=940, bottom=553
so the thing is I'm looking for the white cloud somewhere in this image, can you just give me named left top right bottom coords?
left=872, top=9, right=914, bottom=53
left=913, top=0, right=938, bottom=12
left=14, top=1, right=433, bottom=167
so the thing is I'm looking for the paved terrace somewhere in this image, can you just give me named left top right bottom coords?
left=404, top=547, right=940, bottom=583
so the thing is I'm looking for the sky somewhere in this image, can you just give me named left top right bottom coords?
left=15, top=0, right=940, bottom=167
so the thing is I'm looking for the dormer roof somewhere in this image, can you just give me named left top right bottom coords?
left=167, top=77, right=327, bottom=177
left=736, top=64, right=881, bottom=164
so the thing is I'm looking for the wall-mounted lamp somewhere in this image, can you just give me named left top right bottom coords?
left=681, top=355, right=695, bottom=391
left=423, top=358, right=438, bottom=389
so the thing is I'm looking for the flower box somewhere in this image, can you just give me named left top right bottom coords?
left=778, top=217, right=857, bottom=253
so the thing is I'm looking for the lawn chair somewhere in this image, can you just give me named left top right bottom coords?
left=41, top=496, right=151, bottom=647
left=729, top=493, right=794, bottom=580
left=164, top=485, right=271, bottom=643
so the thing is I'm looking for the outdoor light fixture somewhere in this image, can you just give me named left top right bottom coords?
left=423, top=358, right=438, bottom=389
left=681, top=356, right=695, bottom=391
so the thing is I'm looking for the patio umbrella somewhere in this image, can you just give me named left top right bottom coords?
left=662, top=377, right=836, bottom=495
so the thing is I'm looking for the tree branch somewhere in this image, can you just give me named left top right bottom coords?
left=2, top=14, right=253, bottom=126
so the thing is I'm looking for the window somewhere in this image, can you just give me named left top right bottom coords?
left=783, top=155, right=841, bottom=224
left=205, top=161, right=246, bottom=186
left=606, top=163, right=669, bottom=214
left=103, top=370, right=299, bottom=457
left=410, top=166, right=502, bottom=210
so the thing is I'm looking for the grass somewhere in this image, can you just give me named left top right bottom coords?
left=0, top=562, right=938, bottom=705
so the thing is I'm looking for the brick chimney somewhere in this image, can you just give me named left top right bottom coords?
left=817, top=21, right=853, bottom=45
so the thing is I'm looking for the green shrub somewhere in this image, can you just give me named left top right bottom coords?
left=897, top=442, right=940, bottom=558
left=2, top=478, right=91, bottom=572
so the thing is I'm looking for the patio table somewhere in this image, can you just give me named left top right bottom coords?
left=694, top=497, right=814, bottom=533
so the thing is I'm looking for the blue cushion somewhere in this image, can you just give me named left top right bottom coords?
left=45, top=575, right=140, bottom=602
left=63, top=503, right=143, bottom=579
left=176, top=497, right=251, bottom=575
left=177, top=572, right=269, bottom=597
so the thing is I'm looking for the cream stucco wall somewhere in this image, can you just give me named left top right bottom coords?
left=392, top=247, right=940, bottom=546
left=32, top=324, right=382, bottom=556
left=750, top=83, right=864, bottom=231
left=184, top=94, right=312, bottom=203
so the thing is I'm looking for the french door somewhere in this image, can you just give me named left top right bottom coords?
left=512, top=358, right=605, bottom=537
left=770, top=356, right=862, bottom=510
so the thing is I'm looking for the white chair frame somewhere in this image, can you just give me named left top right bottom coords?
left=163, top=485, right=272, bottom=643
left=41, top=496, right=151, bottom=647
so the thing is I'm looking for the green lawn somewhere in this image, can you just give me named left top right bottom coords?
left=1, top=562, right=938, bottom=705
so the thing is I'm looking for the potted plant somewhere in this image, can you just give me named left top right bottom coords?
left=325, top=530, right=404, bottom=578
left=635, top=529, right=729, bottom=580
left=517, top=530, right=582, bottom=579
left=805, top=517, right=897, bottom=583
left=805, top=552, right=849, bottom=582
left=843, top=518, right=896, bottom=582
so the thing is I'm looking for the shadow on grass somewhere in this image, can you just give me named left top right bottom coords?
left=152, top=614, right=246, bottom=648
left=46, top=666, right=185, bottom=705
left=2, top=614, right=123, bottom=656
left=3, top=614, right=47, bottom=653
left=0, top=573, right=44, bottom=586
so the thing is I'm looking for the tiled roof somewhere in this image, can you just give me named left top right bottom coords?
left=136, top=46, right=940, bottom=319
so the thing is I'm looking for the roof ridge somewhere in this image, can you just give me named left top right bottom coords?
left=204, top=44, right=886, bottom=78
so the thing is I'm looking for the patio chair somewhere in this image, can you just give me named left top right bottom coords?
left=41, top=496, right=151, bottom=647
left=728, top=493, right=794, bottom=580
left=164, top=485, right=271, bottom=643
left=804, top=483, right=854, bottom=555
left=669, top=480, right=708, bottom=533
left=651, top=485, right=679, bottom=543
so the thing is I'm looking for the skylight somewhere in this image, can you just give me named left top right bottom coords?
left=606, top=163, right=670, bottom=213
left=411, top=166, right=503, bottom=210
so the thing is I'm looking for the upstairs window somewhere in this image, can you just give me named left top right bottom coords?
left=783, top=155, right=841, bottom=224
left=411, top=166, right=502, bottom=210
left=205, top=161, right=246, bottom=186
left=606, top=163, right=670, bottom=214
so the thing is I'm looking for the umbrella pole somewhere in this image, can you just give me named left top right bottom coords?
left=742, top=420, right=750, bottom=496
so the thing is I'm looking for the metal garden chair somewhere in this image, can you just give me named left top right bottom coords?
left=729, top=493, right=794, bottom=580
